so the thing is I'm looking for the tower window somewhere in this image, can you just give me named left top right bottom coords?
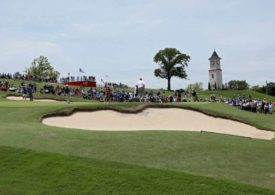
left=212, top=74, right=214, bottom=79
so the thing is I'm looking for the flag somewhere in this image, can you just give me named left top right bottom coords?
left=79, top=68, right=85, bottom=73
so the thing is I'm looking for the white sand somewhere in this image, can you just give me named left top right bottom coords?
left=42, top=108, right=274, bottom=140
left=6, top=96, right=57, bottom=102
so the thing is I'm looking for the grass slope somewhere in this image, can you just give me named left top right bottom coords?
left=198, top=89, right=275, bottom=101
left=0, top=146, right=274, bottom=194
left=0, top=99, right=275, bottom=191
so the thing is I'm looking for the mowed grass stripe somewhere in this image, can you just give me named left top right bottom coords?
left=0, top=146, right=274, bottom=194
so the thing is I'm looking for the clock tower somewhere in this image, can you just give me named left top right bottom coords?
left=208, top=51, right=223, bottom=90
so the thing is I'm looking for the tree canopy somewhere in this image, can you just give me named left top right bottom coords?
left=186, top=82, right=204, bottom=93
left=153, top=48, right=190, bottom=90
left=26, top=56, right=60, bottom=81
left=227, top=80, right=249, bottom=90
left=252, top=82, right=275, bottom=96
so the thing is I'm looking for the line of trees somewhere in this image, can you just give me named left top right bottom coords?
left=207, top=80, right=275, bottom=97
left=207, top=80, right=249, bottom=90
left=251, top=82, right=275, bottom=96
left=227, top=80, right=249, bottom=90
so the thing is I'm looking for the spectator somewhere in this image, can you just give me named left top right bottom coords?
left=191, top=90, right=198, bottom=102
left=269, top=102, right=273, bottom=114
left=27, top=84, right=34, bottom=101
left=22, top=85, right=27, bottom=100
left=64, top=85, right=71, bottom=104
left=136, top=78, right=145, bottom=98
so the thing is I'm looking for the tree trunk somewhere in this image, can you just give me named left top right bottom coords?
left=167, top=76, right=171, bottom=91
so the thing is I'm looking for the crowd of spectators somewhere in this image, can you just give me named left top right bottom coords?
left=1, top=75, right=274, bottom=114
left=0, top=73, right=57, bottom=82
left=38, top=84, right=186, bottom=103
left=60, top=75, right=96, bottom=83
left=1, top=80, right=37, bottom=93
left=40, top=86, right=275, bottom=113
left=222, top=95, right=274, bottom=114
left=0, top=80, right=9, bottom=91
left=95, top=88, right=185, bottom=103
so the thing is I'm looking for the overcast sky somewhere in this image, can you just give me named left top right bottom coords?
left=0, top=0, right=274, bottom=89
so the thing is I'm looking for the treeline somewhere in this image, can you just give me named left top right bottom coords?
left=228, top=80, right=275, bottom=97
left=207, top=80, right=275, bottom=96
left=252, top=82, right=275, bottom=96
left=208, top=80, right=249, bottom=90
left=226, top=80, right=249, bottom=90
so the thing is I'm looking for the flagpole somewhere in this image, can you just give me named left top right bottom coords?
left=78, top=69, right=80, bottom=81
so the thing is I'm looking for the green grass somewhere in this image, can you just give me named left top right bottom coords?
left=177, top=103, right=275, bottom=131
left=1, top=88, right=275, bottom=193
left=198, top=89, right=275, bottom=101
left=1, top=146, right=274, bottom=194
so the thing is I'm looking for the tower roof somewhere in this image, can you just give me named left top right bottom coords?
left=209, top=50, right=221, bottom=60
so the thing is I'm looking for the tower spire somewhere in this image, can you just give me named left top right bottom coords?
left=209, top=50, right=221, bottom=60
left=208, top=50, right=223, bottom=90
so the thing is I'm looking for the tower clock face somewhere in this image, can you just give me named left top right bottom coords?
left=211, top=61, right=215, bottom=65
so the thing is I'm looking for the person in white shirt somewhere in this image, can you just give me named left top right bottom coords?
left=136, top=78, right=145, bottom=97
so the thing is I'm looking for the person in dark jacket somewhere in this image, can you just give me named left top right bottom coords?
left=64, top=85, right=71, bottom=104
left=27, top=84, right=33, bottom=101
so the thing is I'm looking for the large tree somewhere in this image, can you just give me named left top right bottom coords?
left=26, top=56, right=60, bottom=81
left=153, top=48, right=190, bottom=90
left=227, top=80, right=249, bottom=90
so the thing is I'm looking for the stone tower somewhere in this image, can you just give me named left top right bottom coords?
left=208, top=51, right=223, bottom=90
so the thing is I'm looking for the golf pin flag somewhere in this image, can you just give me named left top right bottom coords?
left=79, top=68, right=85, bottom=73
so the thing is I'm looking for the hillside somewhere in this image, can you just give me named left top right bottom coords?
left=198, top=89, right=275, bottom=101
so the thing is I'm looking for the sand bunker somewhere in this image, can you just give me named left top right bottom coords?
left=6, top=96, right=57, bottom=102
left=42, top=108, right=274, bottom=140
